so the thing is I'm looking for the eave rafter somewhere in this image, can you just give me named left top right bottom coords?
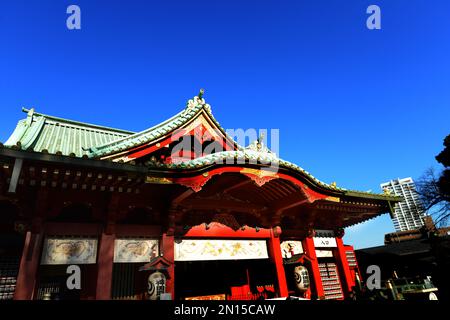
left=171, top=188, right=195, bottom=206
left=179, top=197, right=267, bottom=214
left=222, top=179, right=253, bottom=194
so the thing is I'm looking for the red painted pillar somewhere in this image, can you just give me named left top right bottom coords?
left=302, top=237, right=324, bottom=299
left=14, top=230, right=43, bottom=300
left=268, top=227, right=288, bottom=298
left=335, top=237, right=353, bottom=294
left=96, top=232, right=115, bottom=300
left=162, top=233, right=175, bottom=300
left=15, top=192, right=47, bottom=300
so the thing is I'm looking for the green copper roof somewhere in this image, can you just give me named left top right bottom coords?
left=1, top=95, right=402, bottom=203
left=4, top=108, right=134, bottom=157
left=87, top=94, right=236, bottom=158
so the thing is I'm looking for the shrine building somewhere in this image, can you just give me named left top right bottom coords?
left=0, top=92, right=401, bottom=300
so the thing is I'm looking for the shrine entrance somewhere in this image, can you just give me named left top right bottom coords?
left=173, top=235, right=279, bottom=300
left=175, top=259, right=277, bottom=300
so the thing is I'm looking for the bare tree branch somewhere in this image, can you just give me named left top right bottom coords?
left=415, top=136, right=450, bottom=227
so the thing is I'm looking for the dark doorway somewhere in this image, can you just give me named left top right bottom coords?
left=175, top=259, right=277, bottom=300
left=111, top=263, right=149, bottom=300
left=0, top=201, right=25, bottom=300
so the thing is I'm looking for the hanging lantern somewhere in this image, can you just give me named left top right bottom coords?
left=147, top=271, right=167, bottom=300
left=294, top=265, right=310, bottom=292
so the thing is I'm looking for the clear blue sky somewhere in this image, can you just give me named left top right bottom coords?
left=1, top=1, right=449, bottom=248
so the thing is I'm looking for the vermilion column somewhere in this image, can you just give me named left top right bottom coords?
left=96, top=232, right=115, bottom=300
left=162, top=233, right=175, bottom=300
left=14, top=230, right=43, bottom=300
left=335, top=237, right=353, bottom=294
left=96, top=194, right=119, bottom=300
left=15, top=192, right=47, bottom=300
left=268, top=227, right=288, bottom=298
left=302, top=237, right=324, bottom=299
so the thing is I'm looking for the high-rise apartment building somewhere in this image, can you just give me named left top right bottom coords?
left=380, top=177, right=426, bottom=232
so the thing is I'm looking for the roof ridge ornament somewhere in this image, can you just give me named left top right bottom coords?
left=26, top=107, right=35, bottom=126
left=198, top=88, right=204, bottom=100
left=185, top=88, right=212, bottom=113
left=246, top=132, right=273, bottom=154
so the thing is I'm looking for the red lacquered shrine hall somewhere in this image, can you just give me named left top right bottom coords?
left=0, top=92, right=400, bottom=300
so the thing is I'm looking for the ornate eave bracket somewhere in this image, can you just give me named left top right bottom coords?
left=240, top=168, right=278, bottom=187
left=174, top=172, right=213, bottom=192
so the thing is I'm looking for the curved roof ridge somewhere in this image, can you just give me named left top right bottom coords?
left=147, top=149, right=332, bottom=187
left=143, top=149, right=401, bottom=200
left=88, top=92, right=241, bottom=158
left=87, top=106, right=188, bottom=155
